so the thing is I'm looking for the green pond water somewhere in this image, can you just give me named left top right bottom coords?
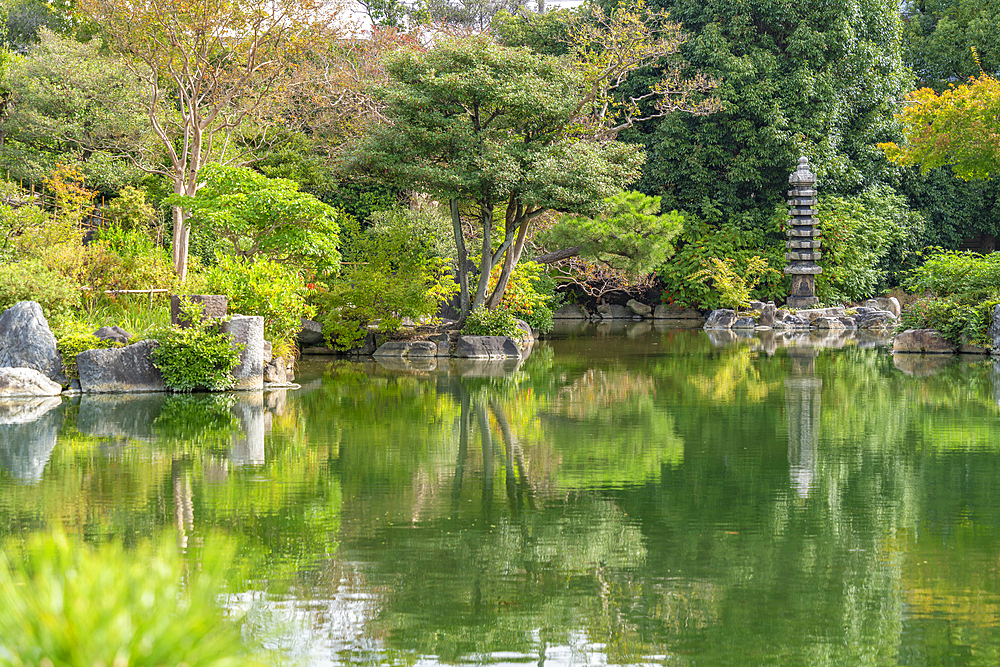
left=3, top=322, right=1000, bottom=666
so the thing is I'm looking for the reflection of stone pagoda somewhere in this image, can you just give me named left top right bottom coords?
left=785, top=157, right=821, bottom=309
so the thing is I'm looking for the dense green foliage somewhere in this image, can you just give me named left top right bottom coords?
left=898, top=296, right=995, bottom=347
left=631, top=0, right=907, bottom=226
left=461, top=305, right=524, bottom=339
left=0, top=530, right=263, bottom=666
left=489, top=260, right=557, bottom=333
left=0, top=29, right=150, bottom=191
left=318, top=208, right=458, bottom=350
left=151, top=300, right=242, bottom=392
left=0, top=257, right=82, bottom=316
left=899, top=249, right=1000, bottom=345
left=206, top=254, right=313, bottom=357
left=903, top=0, right=1000, bottom=88
left=903, top=249, right=1000, bottom=300
left=167, top=164, right=342, bottom=273
left=543, top=190, right=684, bottom=275
left=815, top=186, right=924, bottom=303
left=658, top=219, right=786, bottom=309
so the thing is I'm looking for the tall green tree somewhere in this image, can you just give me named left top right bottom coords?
left=79, top=0, right=339, bottom=282
left=354, top=35, right=645, bottom=322
left=903, top=0, right=1000, bottom=89
left=0, top=29, right=152, bottom=187
left=629, top=0, right=908, bottom=228
left=356, top=1, right=715, bottom=322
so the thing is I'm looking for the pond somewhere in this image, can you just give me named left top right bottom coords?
left=3, top=322, right=1000, bottom=666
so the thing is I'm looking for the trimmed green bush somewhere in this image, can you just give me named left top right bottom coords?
left=151, top=299, right=242, bottom=392
left=462, top=306, right=525, bottom=340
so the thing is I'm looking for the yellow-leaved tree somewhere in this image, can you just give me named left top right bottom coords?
left=879, top=72, right=1000, bottom=181
left=78, top=0, right=345, bottom=280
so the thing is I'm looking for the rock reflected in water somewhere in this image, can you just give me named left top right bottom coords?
left=0, top=396, right=63, bottom=482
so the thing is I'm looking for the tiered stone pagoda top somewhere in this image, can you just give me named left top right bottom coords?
left=785, top=156, right=821, bottom=308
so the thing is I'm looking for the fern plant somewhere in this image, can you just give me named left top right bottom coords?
left=689, top=256, right=779, bottom=316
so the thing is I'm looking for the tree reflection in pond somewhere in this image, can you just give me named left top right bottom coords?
left=3, top=327, right=1000, bottom=665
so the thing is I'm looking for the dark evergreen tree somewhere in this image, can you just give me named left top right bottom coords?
left=619, top=0, right=909, bottom=229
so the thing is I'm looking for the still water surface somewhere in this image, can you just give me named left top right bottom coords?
left=3, top=323, right=1000, bottom=666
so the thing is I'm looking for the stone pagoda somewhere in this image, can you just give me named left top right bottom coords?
left=785, top=156, right=821, bottom=308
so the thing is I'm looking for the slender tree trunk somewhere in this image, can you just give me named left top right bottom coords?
left=486, top=215, right=531, bottom=309
left=472, top=201, right=494, bottom=309
left=171, top=204, right=189, bottom=283
left=451, top=199, right=471, bottom=326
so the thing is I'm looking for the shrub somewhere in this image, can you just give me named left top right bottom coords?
left=898, top=297, right=996, bottom=347
left=462, top=305, right=525, bottom=339
left=206, top=254, right=313, bottom=358
left=1, top=202, right=80, bottom=258
left=44, top=163, right=96, bottom=228
left=0, top=258, right=82, bottom=316
left=897, top=249, right=1000, bottom=347
left=488, top=260, right=556, bottom=333
left=151, top=299, right=242, bottom=392
left=815, top=186, right=924, bottom=303
left=903, top=249, right=1000, bottom=301
left=96, top=222, right=157, bottom=258
left=318, top=211, right=457, bottom=350
left=689, top=256, right=779, bottom=315
left=105, top=186, right=159, bottom=231
left=55, top=321, right=123, bottom=379
left=0, top=529, right=267, bottom=667
left=658, top=218, right=786, bottom=309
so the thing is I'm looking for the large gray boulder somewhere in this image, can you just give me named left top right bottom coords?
left=795, top=307, right=846, bottom=323
left=704, top=309, right=737, bottom=329
left=373, top=340, right=439, bottom=357
left=263, top=358, right=287, bottom=384
left=0, top=367, right=62, bottom=397
left=297, top=318, right=326, bottom=347
left=553, top=304, right=589, bottom=320
left=875, top=296, right=902, bottom=318
left=893, top=329, right=954, bottom=354
left=223, top=315, right=265, bottom=390
left=626, top=299, right=652, bottom=317
left=454, top=336, right=521, bottom=359
left=77, top=340, right=166, bottom=393
left=653, top=305, right=703, bottom=319
left=93, top=326, right=132, bottom=344
left=0, top=301, right=63, bottom=383
left=598, top=303, right=631, bottom=319
left=855, top=310, right=897, bottom=330
left=814, top=317, right=846, bottom=330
